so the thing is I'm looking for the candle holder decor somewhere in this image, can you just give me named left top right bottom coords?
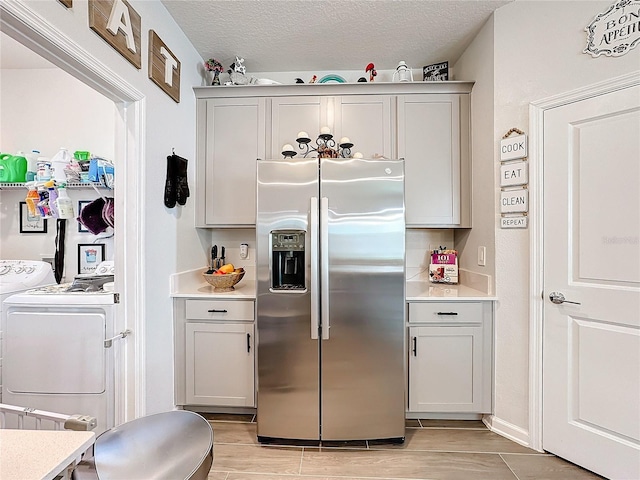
left=282, top=128, right=355, bottom=159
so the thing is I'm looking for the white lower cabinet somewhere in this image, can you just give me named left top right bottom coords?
left=175, top=299, right=255, bottom=408
left=407, top=301, right=492, bottom=414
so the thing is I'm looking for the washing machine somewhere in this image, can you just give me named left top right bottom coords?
left=0, top=260, right=56, bottom=402
left=2, top=261, right=118, bottom=434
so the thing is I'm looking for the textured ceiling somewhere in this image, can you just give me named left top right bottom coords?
left=161, top=0, right=513, bottom=73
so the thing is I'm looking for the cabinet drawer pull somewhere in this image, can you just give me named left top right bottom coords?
left=207, top=309, right=228, bottom=313
left=412, top=337, right=417, bottom=356
left=436, top=312, right=458, bottom=316
left=247, top=333, right=251, bottom=353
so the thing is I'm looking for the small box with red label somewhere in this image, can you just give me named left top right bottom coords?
left=429, top=248, right=458, bottom=284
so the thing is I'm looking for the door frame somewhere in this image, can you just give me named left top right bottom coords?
left=0, top=2, right=146, bottom=422
left=528, top=71, right=640, bottom=452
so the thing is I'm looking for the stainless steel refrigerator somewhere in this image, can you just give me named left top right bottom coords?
left=256, top=157, right=406, bottom=443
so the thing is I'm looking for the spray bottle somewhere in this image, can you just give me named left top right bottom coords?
left=45, top=180, right=59, bottom=218
left=56, top=183, right=75, bottom=219
left=25, top=182, right=40, bottom=217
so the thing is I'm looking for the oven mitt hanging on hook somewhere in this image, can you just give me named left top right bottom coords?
left=164, top=154, right=177, bottom=208
left=174, top=153, right=190, bottom=206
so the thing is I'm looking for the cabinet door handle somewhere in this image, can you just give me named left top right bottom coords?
left=247, top=333, right=251, bottom=353
left=207, top=309, right=228, bottom=313
left=436, top=312, right=458, bottom=316
left=412, top=337, right=417, bottom=356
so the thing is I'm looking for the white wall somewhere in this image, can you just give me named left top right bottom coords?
left=5, top=0, right=206, bottom=416
left=0, top=68, right=116, bottom=158
left=459, top=0, right=639, bottom=443
left=453, top=15, right=496, bottom=286
left=0, top=67, right=116, bottom=279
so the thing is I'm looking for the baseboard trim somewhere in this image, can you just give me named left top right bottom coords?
left=484, top=414, right=540, bottom=451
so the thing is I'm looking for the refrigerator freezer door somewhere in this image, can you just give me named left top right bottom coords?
left=320, top=158, right=406, bottom=441
left=256, top=159, right=320, bottom=441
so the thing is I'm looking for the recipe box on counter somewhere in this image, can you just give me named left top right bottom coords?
left=429, top=249, right=458, bottom=284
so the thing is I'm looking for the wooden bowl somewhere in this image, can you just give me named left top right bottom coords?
left=203, top=269, right=245, bottom=292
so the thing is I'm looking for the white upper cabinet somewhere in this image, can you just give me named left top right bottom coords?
left=194, top=83, right=472, bottom=228
left=195, top=97, right=265, bottom=227
left=334, top=95, right=393, bottom=159
left=270, top=96, right=326, bottom=159
left=398, top=94, right=471, bottom=227
left=270, top=95, right=392, bottom=160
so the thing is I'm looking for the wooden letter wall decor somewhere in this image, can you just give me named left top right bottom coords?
left=148, top=30, right=181, bottom=103
left=89, top=0, right=142, bottom=69
left=81, top=0, right=182, bottom=102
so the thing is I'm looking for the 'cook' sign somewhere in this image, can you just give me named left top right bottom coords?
left=585, top=0, right=640, bottom=57
left=500, top=134, right=527, bottom=162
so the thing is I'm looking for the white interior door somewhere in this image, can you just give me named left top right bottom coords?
left=543, top=84, right=640, bottom=480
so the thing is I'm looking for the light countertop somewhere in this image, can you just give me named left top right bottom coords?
left=172, top=280, right=256, bottom=299
left=0, top=429, right=95, bottom=480
left=171, top=267, right=495, bottom=301
left=170, top=267, right=256, bottom=299
left=405, top=281, right=496, bottom=301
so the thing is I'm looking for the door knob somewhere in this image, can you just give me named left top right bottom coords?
left=549, top=291, right=581, bottom=305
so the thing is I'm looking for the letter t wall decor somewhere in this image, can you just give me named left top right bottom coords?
left=89, top=0, right=142, bottom=69
left=149, top=30, right=181, bottom=103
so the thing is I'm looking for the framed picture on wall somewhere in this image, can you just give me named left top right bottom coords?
left=78, top=200, right=91, bottom=232
left=19, top=202, right=48, bottom=234
left=78, top=243, right=105, bottom=274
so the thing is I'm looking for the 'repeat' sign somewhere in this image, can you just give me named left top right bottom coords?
left=584, top=0, right=640, bottom=57
left=89, top=0, right=142, bottom=69
left=148, top=30, right=181, bottom=103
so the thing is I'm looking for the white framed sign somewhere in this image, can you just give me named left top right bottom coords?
left=501, top=216, right=528, bottom=229
left=500, top=134, right=528, bottom=161
left=584, top=0, right=640, bottom=58
left=500, top=160, right=529, bottom=187
left=501, top=188, right=529, bottom=214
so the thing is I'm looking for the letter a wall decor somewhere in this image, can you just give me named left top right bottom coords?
left=89, top=0, right=142, bottom=69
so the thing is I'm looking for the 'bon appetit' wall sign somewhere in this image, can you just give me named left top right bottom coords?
left=584, top=0, right=640, bottom=57
left=60, top=0, right=181, bottom=103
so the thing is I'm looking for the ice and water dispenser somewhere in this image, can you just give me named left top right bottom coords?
left=270, top=230, right=305, bottom=291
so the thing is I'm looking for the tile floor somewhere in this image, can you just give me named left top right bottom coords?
left=203, top=414, right=604, bottom=480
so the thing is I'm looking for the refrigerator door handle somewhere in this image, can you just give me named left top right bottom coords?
left=310, top=197, right=319, bottom=340
left=320, top=196, right=330, bottom=340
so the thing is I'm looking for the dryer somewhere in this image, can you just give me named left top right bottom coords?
left=2, top=261, right=118, bottom=434
left=0, top=260, right=55, bottom=401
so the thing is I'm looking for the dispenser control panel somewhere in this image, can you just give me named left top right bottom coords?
left=270, top=230, right=305, bottom=291
left=272, top=231, right=305, bottom=251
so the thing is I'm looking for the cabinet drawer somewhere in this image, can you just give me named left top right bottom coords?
left=185, top=299, right=254, bottom=321
left=409, top=302, right=482, bottom=324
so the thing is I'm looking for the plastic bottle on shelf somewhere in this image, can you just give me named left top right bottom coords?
left=0, top=152, right=27, bottom=182
left=25, top=182, right=40, bottom=216
left=50, top=147, right=72, bottom=183
left=36, top=161, right=52, bottom=181
left=25, top=150, right=40, bottom=182
left=45, top=180, right=59, bottom=218
left=36, top=185, right=51, bottom=218
left=56, top=183, right=74, bottom=219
